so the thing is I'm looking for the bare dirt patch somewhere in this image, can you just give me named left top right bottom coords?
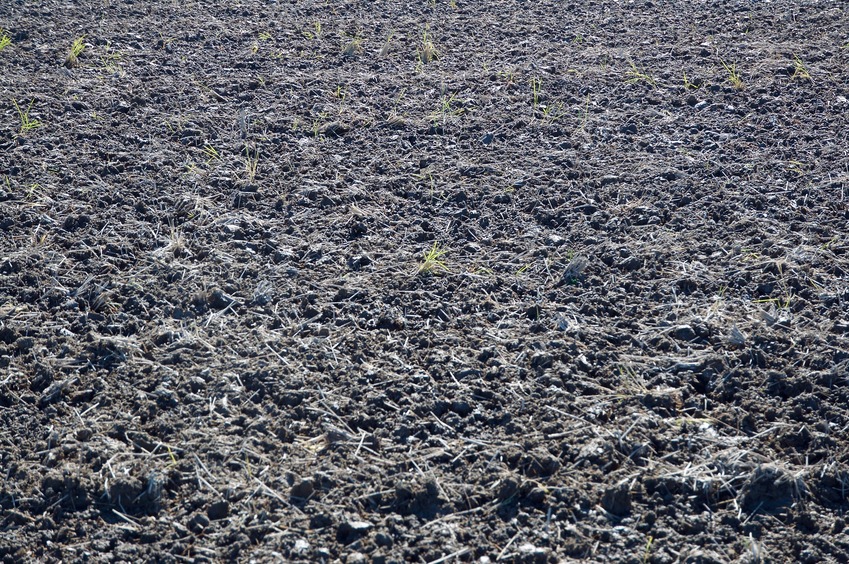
left=2, top=1, right=849, bottom=562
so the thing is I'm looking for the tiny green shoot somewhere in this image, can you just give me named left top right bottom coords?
left=418, top=242, right=449, bottom=275
left=13, top=99, right=42, bottom=135
left=0, top=30, right=11, bottom=51
left=720, top=58, right=744, bottom=90
left=303, top=21, right=322, bottom=40
left=541, top=101, right=567, bottom=124
left=342, top=36, right=363, bottom=57
left=202, top=145, right=220, bottom=164
left=379, top=30, right=395, bottom=57
left=625, top=60, right=657, bottom=88
left=643, top=536, right=654, bottom=564
left=682, top=71, right=699, bottom=90
left=791, top=54, right=811, bottom=80
left=417, top=25, right=438, bottom=64
left=66, top=35, right=86, bottom=67
left=244, top=145, right=259, bottom=183
left=531, top=76, right=542, bottom=110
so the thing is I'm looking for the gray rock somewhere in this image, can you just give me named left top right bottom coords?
left=672, top=325, right=697, bottom=341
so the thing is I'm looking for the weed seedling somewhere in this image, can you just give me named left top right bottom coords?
left=625, top=60, right=657, bottom=88
left=342, top=36, right=363, bottom=57
left=579, top=93, right=590, bottom=132
left=497, top=68, right=516, bottom=87
left=100, top=43, right=124, bottom=75
left=541, top=101, right=567, bottom=124
left=720, top=58, right=744, bottom=90
left=417, top=25, right=439, bottom=64
left=66, top=35, right=86, bottom=68
left=531, top=77, right=542, bottom=110
left=202, top=145, right=220, bottom=165
left=0, top=30, right=11, bottom=51
left=302, top=22, right=321, bottom=40
left=791, top=54, right=811, bottom=80
left=430, top=92, right=464, bottom=127
left=379, top=30, right=395, bottom=57
left=244, top=145, right=259, bottom=182
left=13, top=99, right=42, bottom=135
left=682, top=71, right=699, bottom=90
left=643, top=536, right=654, bottom=564
left=418, top=242, right=449, bottom=275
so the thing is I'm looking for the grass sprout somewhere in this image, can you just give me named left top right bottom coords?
left=418, top=242, right=449, bottom=275
left=417, top=25, right=439, bottom=64
left=342, top=36, right=363, bottom=57
left=625, top=60, right=657, bottom=88
left=66, top=35, right=86, bottom=68
left=13, top=99, right=42, bottom=135
left=791, top=54, right=811, bottom=81
left=379, top=30, right=395, bottom=57
left=531, top=76, right=542, bottom=110
left=720, top=58, right=744, bottom=90
left=244, top=145, right=259, bottom=183
left=430, top=92, right=464, bottom=127
left=541, top=101, right=567, bottom=124
left=202, top=145, right=220, bottom=164
left=682, top=71, right=699, bottom=90
left=0, top=30, right=11, bottom=52
left=303, top=21, right=322, bottom=40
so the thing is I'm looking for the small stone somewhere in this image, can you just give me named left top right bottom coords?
left=618, top=256, right=642, bottom=271
left=518, top=543, right=549, bottom=561
left=375, top=532, right=394, bottom=548
left=345, top=552, right=367, bottom=564
left=187, top=513, right=210, bottom=534
left=290, top=479, right=315, bottom=500
left=672, top=325, right=697, bottom=341
left=601, top=483, right=631, bottom=516
left=293, top=539, right=310, bottom=555
left=207, top=500, right=229, bottom=520
left=336, top=520, right=373, bottom=544
left=546, top=234, right=565, bottom=247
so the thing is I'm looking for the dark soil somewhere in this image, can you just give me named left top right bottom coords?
left=2, top=1, right=849, bottom=562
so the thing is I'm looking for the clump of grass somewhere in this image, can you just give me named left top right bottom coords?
left=303, top=21, right=322, bottom=40
left=418, top=242, right=449, bottom=275
left=720, top=58, right=744, bottom=90
left=0, top=30, right=11, bottom=51
left=682, top=71, right=700, bottom=90
left=790, top=54, right=811, bottom=81
left=66, top=35, right=86, bottom=68
left=342, top=36, right=363, bottom=57
left=244, top=145, right=259, bottom=183
left=13, top=99, right=42, bottom=135
left=530, top=76, right=542, bottom=110
left=430, top=92, right=464, bottom=128
left=202, top=145, right=220, bottom=165
left=379, top=30, right=395, bottom=57
left=625, top=60, right=657, bottom=88
left=417, top=25, right=439, bottom=64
